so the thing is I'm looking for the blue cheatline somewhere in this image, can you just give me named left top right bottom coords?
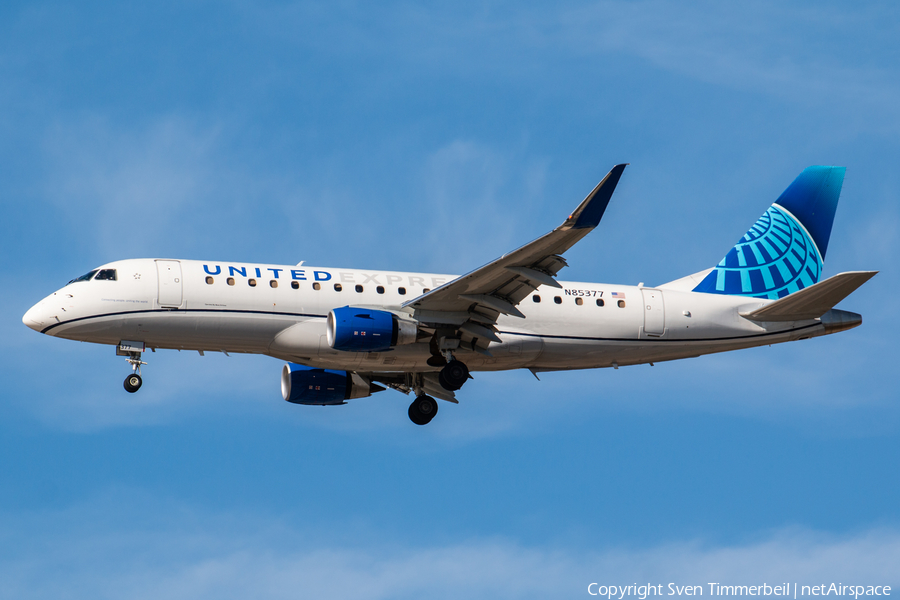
left=693, top=166, right=845, bottom=300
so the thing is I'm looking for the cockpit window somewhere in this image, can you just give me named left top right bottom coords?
left=94, top=269, right=117, bottom=281
left=67, top=270, right=98, bottom=285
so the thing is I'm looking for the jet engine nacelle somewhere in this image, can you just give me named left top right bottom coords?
left=326, top=306, right=418, bottom=352
left=281, top=363, right=375, bottom=405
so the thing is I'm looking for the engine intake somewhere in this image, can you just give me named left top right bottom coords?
left=281, top=363, right=375, bottom=405
left=326, top=306, right=417, bottom=352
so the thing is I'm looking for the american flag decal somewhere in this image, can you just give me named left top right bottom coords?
left=611, top=291, right=625, bottom=298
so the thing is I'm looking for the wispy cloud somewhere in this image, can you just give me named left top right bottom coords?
left=1, top=495, right=897, bottom=599
left=236, top=1, right=900, bottom=133
left=416, top=139, right=550, bottom=272
left=1, top=328, right=276, bottom=431
left=558, top=1, right=899, bottom=102
left=40, top=114, right=226, bottom=258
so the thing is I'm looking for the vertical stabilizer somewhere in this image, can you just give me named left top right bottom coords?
left=693, top=166, right=845, bottom=299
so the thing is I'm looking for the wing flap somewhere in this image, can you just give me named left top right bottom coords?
left=421, top=375, right=459, bottom=403
left=740, top=271, right=877, bottom=322
left=505, top=266, right=563, bottom=289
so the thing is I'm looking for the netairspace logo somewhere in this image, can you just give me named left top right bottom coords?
left=587, top=584, right=892, bottom=599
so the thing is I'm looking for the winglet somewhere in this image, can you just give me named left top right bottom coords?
left=561, top=164, right=628, bottom=230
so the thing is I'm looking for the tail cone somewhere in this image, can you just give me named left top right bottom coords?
left=820, top=309, right=862, bottom=334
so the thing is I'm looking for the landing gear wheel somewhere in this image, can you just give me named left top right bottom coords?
left=408, top=395, right=438, bottom=425
left=438, top=360, right=469, bottom=391
left=124, top=373, right=143, bottom=393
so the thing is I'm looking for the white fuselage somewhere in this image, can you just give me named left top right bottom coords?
left=23, top=258, right=836, bottom=373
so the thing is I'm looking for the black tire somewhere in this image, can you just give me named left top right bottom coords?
left=124, top=374, right=142, bottom=393
left=408, top=395, right=438, bottom=425
left=438, top=360, right=469, bottom=391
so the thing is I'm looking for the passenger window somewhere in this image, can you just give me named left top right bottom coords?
left=554, top=296, right=562, bottom=304
left=313, top=282, right=321, bottom=290
left=334, top=283, right=343, bottom=292
left=270, top=280, right=278, bottom=288
left=617, top=300, right=626, bottom=308
left=94, top=269, right=117, bottom=281
left=533, top=295, right=541, bottom=303
left=376, top=286, right=385, bottom=294
left=575, top=297, right=583, bottom=306
left=227, top=277, right=235, bottom=286
left=398, top=287, right=406, bottom=295
left=423, top=288, right=430, bottom=293
left=355, top=285, right=363, bottom=293
left=249, top=279, right=257, bottom=287
left=291, top=281, right=300, bottom=289
left=205, top=276, right=214, bottom=285
left=596, top=298, right=604, bottom=307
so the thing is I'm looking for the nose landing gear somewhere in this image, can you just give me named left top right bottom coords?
left=117, top=341, right=147, bottom=394
left=123, top=353, right=146, bottom=393
left=124, top=373, right=143, bottom=393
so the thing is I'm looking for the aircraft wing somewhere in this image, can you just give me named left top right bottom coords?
left=403, top=164, right=627, bottom=331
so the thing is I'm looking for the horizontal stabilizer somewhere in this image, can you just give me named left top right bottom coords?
left=740, top=271, right=877, bottom=322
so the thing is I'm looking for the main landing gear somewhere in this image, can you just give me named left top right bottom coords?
left=408, top=395, right=438, bottom=426
left=429, top=336, right=473, bottom=393
left=407, top=355, right=469, bottom=425
left=438, top=359, right=469, bottom=391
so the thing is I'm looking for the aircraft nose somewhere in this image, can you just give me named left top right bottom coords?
left=23, top=301, right=47, bottom=332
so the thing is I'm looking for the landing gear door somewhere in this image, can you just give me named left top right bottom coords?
left=641, top=288, right=665, bottom=337
left=156, top=260, right=183, bottom=307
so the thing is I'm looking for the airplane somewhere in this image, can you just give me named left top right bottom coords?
left=23, top=164, right=876, bottom=425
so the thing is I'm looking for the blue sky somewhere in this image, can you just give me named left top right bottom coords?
left=2, top=1, right=898, bottom=597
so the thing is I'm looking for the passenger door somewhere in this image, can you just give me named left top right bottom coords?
left=641, top=288, right=665, bottom=336
left=156, top=260, right=183, bottom=307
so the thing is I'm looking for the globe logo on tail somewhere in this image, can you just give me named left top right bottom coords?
left=693, top=204, right=822, bottom=299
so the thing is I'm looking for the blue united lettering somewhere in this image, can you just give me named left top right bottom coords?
left=211, top=265, right=332, bottom=281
